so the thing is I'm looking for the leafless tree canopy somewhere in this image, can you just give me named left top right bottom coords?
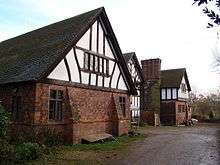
left=193, top=0, right=220, bottom=28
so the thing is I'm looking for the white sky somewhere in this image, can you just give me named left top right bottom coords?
left=0, top=0, right=219, bottom=94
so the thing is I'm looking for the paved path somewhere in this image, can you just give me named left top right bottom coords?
left=111, top=123, right=220, bottom=165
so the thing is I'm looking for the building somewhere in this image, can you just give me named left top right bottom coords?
left=160, top=68, right=191, bottom=125
left=123, top=52, right=143, bottom=122
left=0, top=7, right=137, bottom=143
left=140, top=59, right=161, bottom=126
left=140, top=59, right=191, bottom=126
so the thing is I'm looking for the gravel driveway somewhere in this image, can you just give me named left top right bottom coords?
left=110, top=123, right=220, bottom=165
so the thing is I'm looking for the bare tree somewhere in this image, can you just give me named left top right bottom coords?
left=193, top=0, right=220, bottom=28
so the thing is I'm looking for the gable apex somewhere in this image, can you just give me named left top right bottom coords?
left=0, top=7, right=137, bottom=95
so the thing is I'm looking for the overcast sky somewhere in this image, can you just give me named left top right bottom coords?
left=0, top=0, right=219, bottom=94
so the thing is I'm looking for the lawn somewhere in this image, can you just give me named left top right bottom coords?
left=29, top=134, right=144, bottom=165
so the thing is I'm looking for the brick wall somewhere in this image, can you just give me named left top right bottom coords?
left=161, top=100, right=188, bottom=125
left=141, top=59, right=161, bottom=126
left=0, top=82, right=36, bottom=124
left=160, top=101, right=176, bottom=125
left=0, top=82, right=130, bottom=143
left=175, top=101, right=187, bottom=125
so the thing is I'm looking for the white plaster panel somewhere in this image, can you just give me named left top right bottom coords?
left=178, top=76, right=189, bottom=99
left=105, top=39, right=114, bottom=58
left=118, top=76, right=127, bottom=90
left=98, top=23, right=104, bottom=54
left=48, top=60, right=69, bottom=81
left=111, top=64, right=120, bottom=88
left=75, top=49, right=84, bottom=68
left=91, top=21, right=97, bottom=52
left=104, top=77, right=110, bottom=88
left=98, top=75, right=103, bottom=87
left=81, top=72, right=89, bottom=84
left=65, top=49, right=80, bottom=83
left=76, top=28, right=90, bottom=50
left=90, top=73, right=96, bottom=86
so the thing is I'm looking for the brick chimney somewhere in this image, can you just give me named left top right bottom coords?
left=141, top=58, right=161, bottom=82
left=140, top=58, right=161, bottom=126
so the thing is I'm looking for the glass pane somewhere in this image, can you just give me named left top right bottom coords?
left=161, top=89, right=166, bottom=100
left=119, top=97, right=122, bottom=103
left=57, top=101, right=63, bottom=120
left=172, top=88, right=177, bottom=99
left=57, top=91, right=63, bottom=99
left=49, top=100, right=56, bottom=119
left=50, top=90, right=56, bottom=99
left=167, top=88, right=171, bottom=99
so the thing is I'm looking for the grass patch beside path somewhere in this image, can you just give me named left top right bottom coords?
left=66, top=134, right=145, bottom=151
left=29, top=134, right=145, bottom=165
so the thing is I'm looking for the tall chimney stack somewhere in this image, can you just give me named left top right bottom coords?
left=140, top=58, right=161, bottom=126
left=141, top=58, right=161, bottom=82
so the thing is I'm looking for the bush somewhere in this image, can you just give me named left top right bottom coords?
left=15, top=142, right=41, bottom=162
left=209, top=111, right=215, bottom=119
left=0, top=104, right=10, bottom=138
left=0, top=138, right=15, bottom=163
left=42, top=128, right=63, bottom=147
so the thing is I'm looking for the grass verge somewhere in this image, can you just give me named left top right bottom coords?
left=29, top=134, right=145, bottom=165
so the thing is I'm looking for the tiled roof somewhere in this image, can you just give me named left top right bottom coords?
left=0, top=7, right=103, bottom=85
left=161, top=68, right=191, bottom=91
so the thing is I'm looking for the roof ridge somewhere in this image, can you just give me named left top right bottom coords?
left=161, top=68, right=186, bottom=72
left=0, top=7, right=104, bottom=44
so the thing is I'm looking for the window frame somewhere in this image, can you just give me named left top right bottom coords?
left=83, top=51, right=110, bottom=77
left=49, top=89, right=63, bottom=121
left=11, top=96, right=22, bottom=122
left=119, top=96, right=126, bottom=117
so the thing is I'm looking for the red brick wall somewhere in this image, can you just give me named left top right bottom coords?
left=141, top=58, right=161, bottom=81
left=0, top=82, right=36, bottom=124
left=35, top=83, right=130, bottom=143
left=161, top=100, right=188, bottom=125
left=0, top=82, right=130, bottom=143
left=160, top=101, right=176, bottom=125
left=175, top=101, right=187, bottom=125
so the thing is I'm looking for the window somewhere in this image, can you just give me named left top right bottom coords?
left=181, top=83, right=186, bottom=93
left=12, top=96, right=22, bottom=121
left=119, top=96, right=126, bottom=117
left=182, top=105, right=185, bottom=112
left=161, top=89, right=166, bottom=100
left=167, top=88, right=171, bottom=99
left=178, top=105, right=182, bottom=113
left=172, top=88, right=177, bottom=99
left=83, top=52, right=109, bottom=76
left=49, top=90, right=63, bottom=121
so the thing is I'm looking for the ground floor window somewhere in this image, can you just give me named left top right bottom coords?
left=49, top=90, right=63, bottom=121
left=177, top=104, right=186, bottom=113
left=119, top=96, right=126, bottom=117
left=12, top=96, right=22, bottom=121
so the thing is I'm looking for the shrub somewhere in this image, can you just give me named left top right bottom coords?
left=42, top=128, right=63, bottom=147
left=0, top=138, right=15, bottom=163
left=15, top=142, right=41, bottom=162
left=209, top=111, right=215, bottom=119
left=0, top=104, right=10, bottom=138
